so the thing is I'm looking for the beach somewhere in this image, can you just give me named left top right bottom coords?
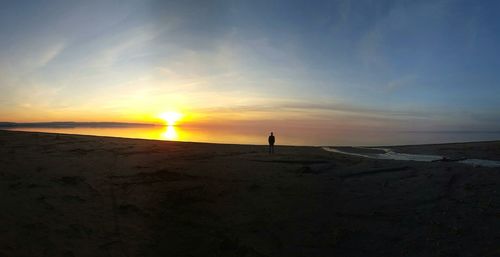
left=1, top=130, right=500, bottom=257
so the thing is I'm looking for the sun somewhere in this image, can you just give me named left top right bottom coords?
left=159, top=112, right=183, bottom=126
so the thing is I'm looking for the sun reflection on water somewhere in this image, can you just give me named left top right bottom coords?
left=161, top=125, right=178, bottom=140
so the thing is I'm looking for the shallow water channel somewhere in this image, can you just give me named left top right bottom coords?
left=323, top=147, right=500, bottom=168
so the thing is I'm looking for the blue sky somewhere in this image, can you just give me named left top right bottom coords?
left=0, top=0, right=499, bottom=132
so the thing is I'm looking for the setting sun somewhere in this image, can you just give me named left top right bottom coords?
left=159, top=112, right=183, bottom=126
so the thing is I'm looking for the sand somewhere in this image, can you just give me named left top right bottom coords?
left=1, top=130, right=500, bottom=257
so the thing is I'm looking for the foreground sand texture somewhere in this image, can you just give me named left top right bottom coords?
left=1, top=130, right=500, bottom=257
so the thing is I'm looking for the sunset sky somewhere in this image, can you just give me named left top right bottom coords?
left=1, top=0, right=499, bottom=133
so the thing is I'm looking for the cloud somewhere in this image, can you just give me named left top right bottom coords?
left=3, top=38, right=67, bottom=71
left=196, top=100, right=437, bottom=120
left=34, top=41, right=66, bottom=68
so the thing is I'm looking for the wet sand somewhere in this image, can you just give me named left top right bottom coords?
left=391, top=141, right=500, bottom=161
left=1, top=130, right=500, bottom=257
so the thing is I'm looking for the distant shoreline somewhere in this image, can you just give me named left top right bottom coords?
left=0, top=121, right=161, bottom=128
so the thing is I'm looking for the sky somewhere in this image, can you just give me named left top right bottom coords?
left=1, top=0, right=499, bottom=133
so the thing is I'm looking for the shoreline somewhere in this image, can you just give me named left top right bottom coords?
left=3, top=128, right=500, bottom=149
left=0, top=129, right=267, bottom=147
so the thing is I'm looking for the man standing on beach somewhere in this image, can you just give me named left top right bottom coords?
left=268, top=132, right=275, bottom=154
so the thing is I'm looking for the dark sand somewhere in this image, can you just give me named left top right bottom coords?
left=1, top=130, right=500, bottom=257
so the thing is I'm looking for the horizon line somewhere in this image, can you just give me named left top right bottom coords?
left=1, top=121, right=500, bottom=134
left=0, top=121, right=164, bottom=128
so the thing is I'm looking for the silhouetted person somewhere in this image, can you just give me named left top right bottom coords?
left=268, top=132, right=275, bottom=154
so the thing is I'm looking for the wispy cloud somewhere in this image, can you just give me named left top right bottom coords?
left=196, top=100, right=437, bottom=120
left=34, top=41, right=66, bottom=68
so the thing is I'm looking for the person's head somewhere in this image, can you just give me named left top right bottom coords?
left=270, top=132, right=273, bottom=136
